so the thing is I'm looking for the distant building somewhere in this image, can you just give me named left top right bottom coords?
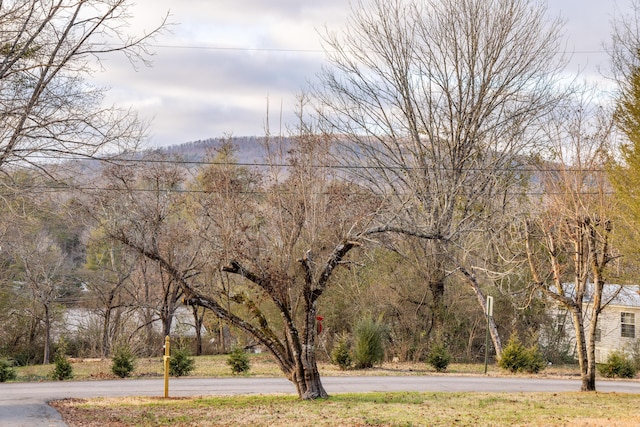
left=548, top=285, right=640, bottom=363
left=57, top=306, right=205, bottom=339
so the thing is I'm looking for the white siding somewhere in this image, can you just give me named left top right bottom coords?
left=595, top=306, right=640, bottom=362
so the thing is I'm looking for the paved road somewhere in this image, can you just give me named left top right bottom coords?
left=2, top=375, right=640, bottom=426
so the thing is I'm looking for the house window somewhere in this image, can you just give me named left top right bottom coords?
left=556, top=312, right=567, bottom=334
left=594, top=328, right=601, bottom=343
left=621, top=312, right=636, bottom=338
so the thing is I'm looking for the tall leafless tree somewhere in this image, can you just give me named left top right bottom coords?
left=525, top=93, right=617, bottom=392
left=0, top=0, right=166, bottom=173
left=83, top=228, right=136, bottom=358
left=315, top=0, right=568, bottom=356
left=189, top=133, right=377, bottom=399
left=91, top=119, right=394, bottom=399
left=5, top=225, right=71, bottom=364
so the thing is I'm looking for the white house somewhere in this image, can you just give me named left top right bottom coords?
left=551, top=285, right=640, bottom=363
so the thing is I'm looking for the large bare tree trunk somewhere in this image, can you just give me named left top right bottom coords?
left=569, top=307, right=594, bottom=391
left=460, top=267, right=502, bottom=358
left=429, top=277, right=446, bottom=335
left=425, top=244, right=447, bottom=335
left=191, top=306, right=205, bottom=356
left=102, top=306, right=112, bottom=359
left=298, top=308, right=328, bottom=399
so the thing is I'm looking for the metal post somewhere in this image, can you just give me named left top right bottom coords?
left=484, top=312, right=490, bottom=374
left=484, top=296, right=494, bottom=375
left=163, top=335, right=170, bottom=398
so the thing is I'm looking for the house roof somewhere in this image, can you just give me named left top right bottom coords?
left=579, top=284, right=640, bottom=307
left=551, top=283, right=640, bottom=308
left=600, top=285, right=640, bottom=307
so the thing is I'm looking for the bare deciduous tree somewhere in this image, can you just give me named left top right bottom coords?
left=0, top=0, right=166, bottom=172
left=92, top=122, right=383, bottom=399
left=315, top=0, right=568, bottom=356
left=83, top=228, right=136, bottom=358
left=6, top=225, right=71, bottom=364
left=187, top=133, right=373, bottom=399
left=525, top=94, right=617, bottom=392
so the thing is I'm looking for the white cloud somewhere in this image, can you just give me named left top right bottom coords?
left=90, top=0, right=629, bottom=147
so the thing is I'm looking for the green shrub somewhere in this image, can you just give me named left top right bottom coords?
left=498, top=334, right=546, bottom=374
left=111, top=346, right=136, bottom=378
left=353, top=316, right=387, bottom=369
left=227, top=347, right=250, bottom=374
left=51, top=344, right=73, bottom=381
left=12, top=349, right=38, bottom=367
left=427, top=343, right=451, bottom=372
left=0, top=359, right=16, bottom=382
left=331, top=336, right=352, bottom=370
left=627, top=339, right=640, bottom=371
left=169, top=347, right=195, bottom=377
left=524, top=347, right=546, bottom=374
left=599, top=351, right=637, bottom=378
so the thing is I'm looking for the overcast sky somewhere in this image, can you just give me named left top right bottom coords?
left=92, top=0, right=630, bottom=148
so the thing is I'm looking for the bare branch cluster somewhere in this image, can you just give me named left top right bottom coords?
left=0, top=0, right=167, bottom=173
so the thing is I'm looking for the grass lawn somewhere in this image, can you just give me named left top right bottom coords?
left=50, top=391, right=640, bottom=426
left=13, top=353, right=583, bottom=381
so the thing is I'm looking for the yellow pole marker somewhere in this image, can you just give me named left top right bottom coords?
left=163, top=335, right=170, bottom=398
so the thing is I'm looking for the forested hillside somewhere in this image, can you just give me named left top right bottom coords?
left=154, top=137, right=274, bottom=164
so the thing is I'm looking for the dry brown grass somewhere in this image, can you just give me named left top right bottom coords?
left=15, top=353, right=586, bottom=382
left=30, top=355, right=638, bottom=426
left=51, top=391, right=640, bottom=427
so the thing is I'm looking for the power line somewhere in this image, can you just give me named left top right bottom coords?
left=152, top=44, right=325, bottom=53
left=0, top=182, right=614, bottom=197
left=149, top=43, right=608, bottom=56
left=23, top=153, right=610, bottom=173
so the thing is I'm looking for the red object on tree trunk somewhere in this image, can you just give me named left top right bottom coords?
left=316, top=316, right=324, bottom=335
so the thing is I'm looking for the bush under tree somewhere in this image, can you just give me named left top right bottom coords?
left=427, top=342, right=451, bottom=373
left=498, top=334, right=546, bottom=374
left=598, top=351, right=637, bottom=379
left=169, top=347, right=195, bottom=377
left=331, top=335, right=352, bottom=370
left=0, top=359, right=16, bottom=382
left=227, top=347, right=250, bottom=374
left=111, top=345, right=136, bottom=378
left=353, top=316, right=387, bottom=369
left=51, top=342, right=73, bottom=381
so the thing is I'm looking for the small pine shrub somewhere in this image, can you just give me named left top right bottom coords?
left=227, top=347, right=250, bottom=374
left=524, top=347, right=546, bottom=374
left=331, top=336, right=352, bottom=370
left=427, top=343, right=451, bottom=372
left=599, top=351, right=637, bottom=378
left=0, top=359, right=16, bottom=382
left=353, top=316, right=387, bottom=369
left=51, top=344, right=73, bottom=381
left=170, top=347, right=195, bottom=377
left=498, top=334, right=546, bottom=374
left=111, top=346, right=136, bottom=378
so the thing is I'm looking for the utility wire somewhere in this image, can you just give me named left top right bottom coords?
left=22, top=153, right=610, bottom=173
left=152, top=44, right=326, bottom=53
left=149, top=44, right=608, bottom=55
left=0, top=183, right=614, bottom=197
